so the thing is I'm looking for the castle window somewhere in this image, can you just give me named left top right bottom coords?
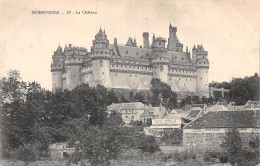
left=184, top=83, right=186, bottom=86
left=164, top=58, right=166, bottom=60
left=136, top=52, right=139, bottom=55
left=160, top=65, right=163, bottom=71
left=54, top=73, right=55, bottom=75
left=59, top=65, right=60, bottom=67
left=106, top=45, right=108, bottom=48
left=179, top=78, right=180, bottom=80
left=121, top=65, right=122, bottom=67
left=100, top=60, right=103, bottom=67
left=160, top=57, right=161, bottom=60
left=126, top=51, right=128, bottom=54
left=69, top=59, right=70, bottom=61
left=138, top=67, right=139, bottom=69
left=201, top=77, right=202, bottom=80
left=105, top=52, right=107, bottom=54
left=176, top=70, right=177, bottom=72
left=112, top=65, right=114, bottom=67
left=186, top=78, right=187, bottom=81
left=125, top=66, right=127, bottom=68
left=117, top=65, right=118, bottom=67
left=142, top=67, right=143, bottom=69
left=102, top=72, right=104, bottom=75
left=203, top=56, right=204, bottom=58
left=159, top=43, right=161, bottom=45
left=135, top=75, right=137, bottom=77
left=130, top=75, right=131, bottom=77
left=74, top=58, right=75, bottom=61
left=101, top=52, right=103, bottom=54
left=190, top=71, right=191, bottom=73
left=175, top=56, right=177, bottom=59
left=115, top=73, right=117, bottom=76
left=170, top=77, right=171, bottom=80
left=155, top=67, right=156, bottom=69
left=206, top=71, right=207, bottom=73
left=182, top=57, right=184, bottom=60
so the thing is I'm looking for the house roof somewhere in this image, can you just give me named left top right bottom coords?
left=207, top=105, right=230, bottom=112
left=140, top=106, right=167, bottom=118
left=107, top=102, right=145, bottom=111
left=245, top=101, right=260, bottom=108
left=184, top=110, right=260, bottom=129
left=187, top=109, right=202, bottom=119
left=165, top=113, right=188, bottom=119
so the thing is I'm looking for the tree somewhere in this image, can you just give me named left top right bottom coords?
left=79, top=113, right=124, bottom=166
left=221, top=126, right=243, bottom=165
left=150, top=78, right=178, bottom=110
left=138, top=135, right=160, bottom=153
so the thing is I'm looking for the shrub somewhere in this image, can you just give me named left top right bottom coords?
left=138, top=135, right=160, bottom=153
left=15, top=144, right=39, bottom=165
left=172, top=150, right=196, bottom=162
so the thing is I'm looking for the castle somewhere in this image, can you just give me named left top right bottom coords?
left=51, top=24, right=209, bottom=97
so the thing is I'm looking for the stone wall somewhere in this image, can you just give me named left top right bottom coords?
left=183, top=128, right=260, bottom=152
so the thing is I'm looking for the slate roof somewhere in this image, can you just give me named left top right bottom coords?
left=107, top=102, right=145, bottom=111
left=187, top=109, right=201, bottom=119
left=207, top=105, right=229, bottom=112
left=185, top=110, right=260, bottom=129
left=140, top=106, right=167, bottom=119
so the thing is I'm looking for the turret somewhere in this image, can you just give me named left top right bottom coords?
left=151, top=36, right=169, bottom=83
left=51, top=45, right=65, bottom=92
left=91, top=28, right=111, bottom=87
left=143, top=32, right=150, bottom=48
left=192, top=44, right=197, bottom=63
left=64, top=45, right=86, bottom=90
left=167, top=23, right=183, bottom=52
left=195, top=44, right=209, bottom=97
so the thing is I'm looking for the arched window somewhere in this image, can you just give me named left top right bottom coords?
left=160, top=65, right=163, bottom=71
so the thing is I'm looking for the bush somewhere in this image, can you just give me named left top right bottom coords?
left=15, top=144, right=39, bottom=165
left=138, top=135, right=160, bottom=153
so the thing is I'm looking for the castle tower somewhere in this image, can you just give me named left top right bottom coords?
left=195, top=44, right=209, bottom=97
left=51, top=45, right=64, bottom=92
left=91, top=28, right=111, bottom=87
left=64, top=44, right=85, bottom=90
left=167, top=23, right=183, bottom=52
left=192, top=44, right=197, bottom=63
left=143, top=32, right=150, bottom=48
left=151, top=36, right=169, bottom=83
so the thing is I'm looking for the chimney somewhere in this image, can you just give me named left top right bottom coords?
left=114, top=38, right=117, bottom=47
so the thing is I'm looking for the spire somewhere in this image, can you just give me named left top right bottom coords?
left=192, top=44, right=196, bottom=50
left=200, top=44, right=204, bottom=51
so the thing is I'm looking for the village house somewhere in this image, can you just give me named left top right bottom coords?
left=106, top=102, right=167, bottom=124
left=49, top=142, right=75, bottom=159
left=183, top=109, right=260, bottom=152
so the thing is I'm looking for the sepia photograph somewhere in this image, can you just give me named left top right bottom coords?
left=0, top=0, right=259, bottom=165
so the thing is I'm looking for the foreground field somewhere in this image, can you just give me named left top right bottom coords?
left=0, top=147, right=233, bottom=166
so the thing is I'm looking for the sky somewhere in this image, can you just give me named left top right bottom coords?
left=0, top=0, right=259, bottom=90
